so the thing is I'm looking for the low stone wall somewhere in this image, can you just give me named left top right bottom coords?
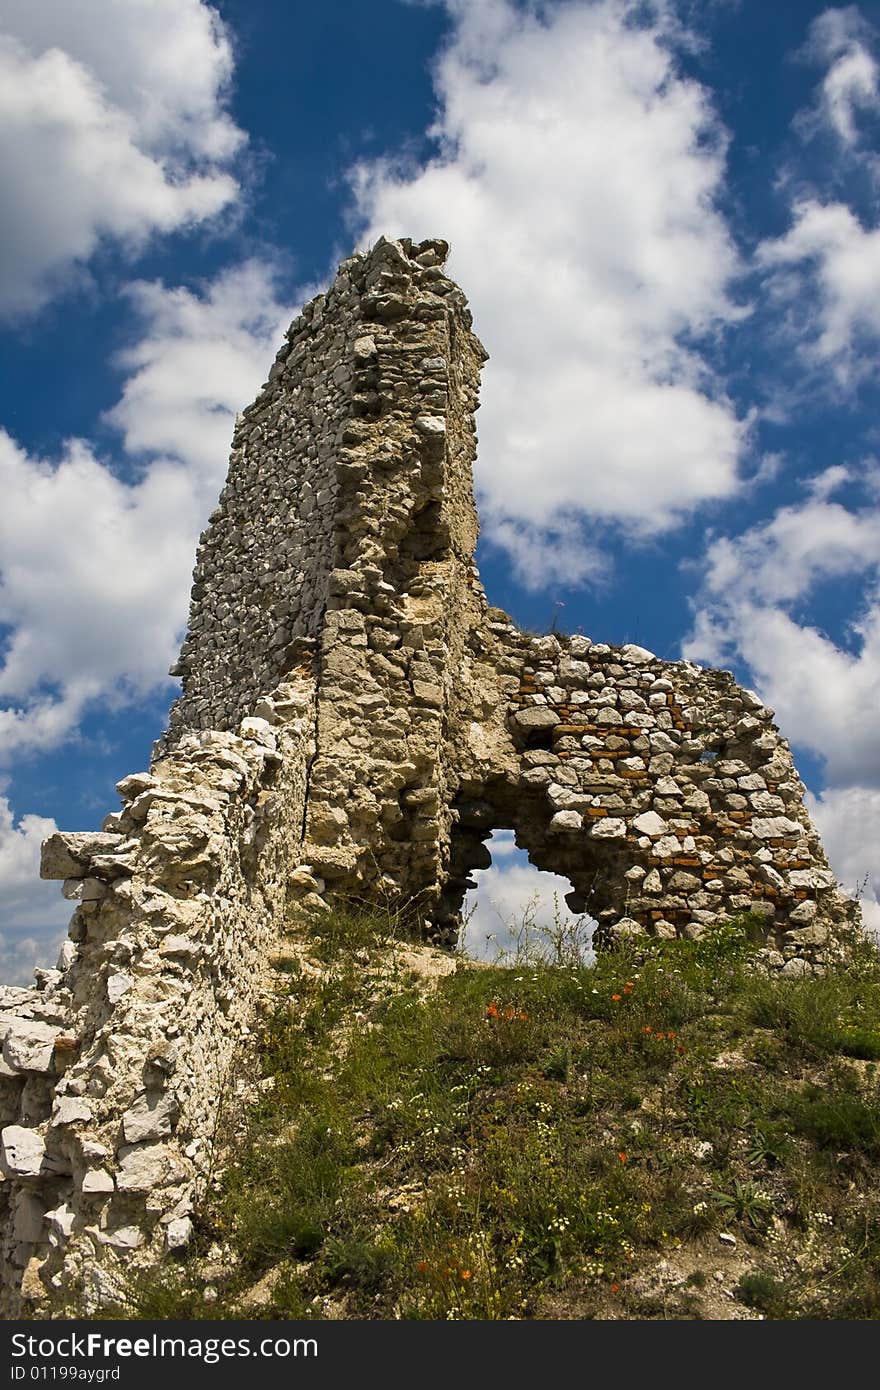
left=0, top=676, right=316, bottom=1315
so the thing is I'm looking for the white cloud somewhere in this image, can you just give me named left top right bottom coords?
left=0, top=261, right=293, bottom=759
left=463, top=831, right=593, bottom=963
left=807, top=785, right=880, bottom=937
left=0, top=0, right=243, bottom=317
left=690, top=597, right=880, bottom=788
left=350, top=0, right=747, bottom=583
left=757, top=200, right=880, bottom=386
left=799, top=5, right=879, bottom=147
left=757, top=8, right=880, bottom=387
left=686, top=470, right=880, bottom=937
left=0, top=793, right=69, bottom=985
left=685, top=475, right=880, bottom=788
left=697, top=480, right=880, bottom=605
left=108, top=259, right=292, bottom=481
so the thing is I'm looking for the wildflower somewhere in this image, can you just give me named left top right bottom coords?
left=416, top=1261, right=428, bottom=1273
left=461, top=1270, right=472, bottom=1281
left=625, top=981, right=635, bottom=988
left=485, top=1002, right=499, bottom=1018
left=612, top=993, right=622, bottom=1002
left=618, top=1151, right=627, bottom=1163
left=642, top=1025, right=652, bottom=1034
left=676, top=1045, right=687, bottom=1055
left=611, top=1283, right=619, bottom=1293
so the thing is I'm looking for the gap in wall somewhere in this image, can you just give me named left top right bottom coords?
left=461, top=829, right=597, bottom=967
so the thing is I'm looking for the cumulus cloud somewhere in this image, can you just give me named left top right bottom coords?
left=0, top=0, right=244, bottom=317
left=757, top=8, right=880, bottom=387
left=350, top=0, right=747, bottom=585
left=108, top=259, right=293, bottom=481
left=685, top=472, right=880, bottom=787
left=758, top=200, right=880, bottom=386
left=0, top=793, right=69, bottom=985
left=686, top=463, right=880, bottom=925
left=798, top=5, right=879, bottom=147
left=688, top=596, right=880, bottom=788
left=0, top=261, right=293, bottom=759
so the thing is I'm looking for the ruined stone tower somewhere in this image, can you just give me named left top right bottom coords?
left=0, top=237, right=861, bottom=1314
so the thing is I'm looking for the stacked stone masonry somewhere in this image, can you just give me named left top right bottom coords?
left=0, top=237, right=862, bottom=1314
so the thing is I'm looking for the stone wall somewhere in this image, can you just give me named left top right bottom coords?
left=439, top=626, right=854, bottom=967
left=0, top=674, right=315, bottom=1313
left=0, top=237, right=863, bottom=1313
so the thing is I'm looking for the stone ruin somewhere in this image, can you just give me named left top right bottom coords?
left=0, top=236, right=862, bottom=1314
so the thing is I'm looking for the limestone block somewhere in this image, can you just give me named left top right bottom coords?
left=780, top=958, right=811, bottom=978
left=758, top=864, right=786, bottom=891
left=633, top=811, right=667, bottom=837
left=415, top=415, right=447, bottom=443
left=784, top=923, right=828, bottom=946
left=40, top=832, right=123, bottom=880
left=166, top=1216, right=194, bottom=1251
left=1, top=1126, right=46, bottom=1179
left=653, top=920, right=678, bottom=939
left=512, top=707, right=560, bottom=731
left=121, top=1094, right=180, bottom=1145
left=239, top=717, right=277, bottom=750
left=611, top=917, right=646, bottom=937
left=668, top=870, right=701, bottom=892
left=116, top=773, right=158, bottom=801
left=100, top=1227, right=145, bottom=1251
left=549, top=811, right=582, bottom=833
left=51, top=1097, right=92, bottom=1127
left=648, top=754, right=675, bottom=776
left=752, top=816, right=803, bottom=839
left=106, top=973, right=133, bottom=1005
left=81, top=1169, right=115, bottom=1195
left=590, top=818, right=626, bottom=838
left=116, top=1143, right=185, bottom=1192
left=2, top=1021, right=59, bottom=1074
left=750, top=792, right=786, bottom=815
left=788, top=899, right=818, bottom=925
left=301, top=843, right=359, bottom=878
left=45, top=1204, right=75, bottom=1241
left=788, top=868, right=837, bottom=891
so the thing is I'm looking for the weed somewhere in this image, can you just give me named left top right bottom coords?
left=736, top=1270, right=791, bottom=1316
left=709, top=1179, right=774, bottom=1231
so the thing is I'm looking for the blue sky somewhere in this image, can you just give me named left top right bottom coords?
left=2, top=0, right=880, bottom=981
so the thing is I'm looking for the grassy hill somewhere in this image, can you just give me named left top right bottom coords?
left=118, top=906, right=880, bottom=1321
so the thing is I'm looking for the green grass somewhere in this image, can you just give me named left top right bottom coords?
left=114, top=908, right=880, bottom=1321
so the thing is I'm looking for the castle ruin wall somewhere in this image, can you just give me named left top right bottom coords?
left=0, top=237, right=863, bottom=1314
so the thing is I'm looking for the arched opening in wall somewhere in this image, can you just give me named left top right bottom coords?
left=461, top=830, right=596, bottom=967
